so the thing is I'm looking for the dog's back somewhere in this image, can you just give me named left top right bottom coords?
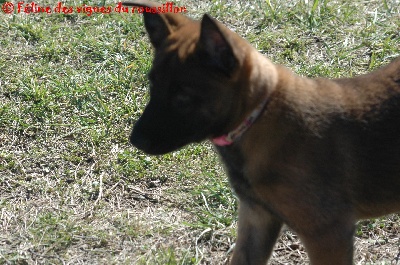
left=247, top=57, right=400, bottom=219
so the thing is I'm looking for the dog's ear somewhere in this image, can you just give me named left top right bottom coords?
left=142, top=13, right=172, bottom=48
left=199, top=14, right=238, bottom=76
left=122, top=1, right=190, bottom=48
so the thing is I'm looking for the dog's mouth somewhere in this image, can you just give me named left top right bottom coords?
left=129, top=131, right=164, bottom=155
left=129, top=128, right=193, bottom=155
left=129, top=102, right=213, bottom=155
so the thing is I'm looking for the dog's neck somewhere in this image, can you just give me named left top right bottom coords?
left=211, top=53, right=278, bottom=146
left=212, top=97, right=269, bottom=146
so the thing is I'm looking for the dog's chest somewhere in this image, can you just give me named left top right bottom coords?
left=216, top=145, right=267, bottom=204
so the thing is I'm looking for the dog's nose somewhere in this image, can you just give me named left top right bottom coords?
left=129, top=129, right=150, bottom=151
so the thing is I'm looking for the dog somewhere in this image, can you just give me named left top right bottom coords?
left=122, top=1, right=400, bottom=264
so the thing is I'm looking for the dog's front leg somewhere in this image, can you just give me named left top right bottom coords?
left=230, top=200, right=282, bottom=265
left=299, top=220, right=355, bottom=265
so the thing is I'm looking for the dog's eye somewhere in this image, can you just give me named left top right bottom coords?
left=171, top=85, right=195, bottom=108
left=174, top=93, right=192, bottom=108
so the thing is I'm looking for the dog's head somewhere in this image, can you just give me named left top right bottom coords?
left=125, top=1, right=256, bottom=155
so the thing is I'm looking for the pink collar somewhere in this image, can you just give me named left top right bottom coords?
left=211, top=98, right=269, bottom=146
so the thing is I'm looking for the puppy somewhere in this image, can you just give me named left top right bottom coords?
left=123, top=1, right=400, bottom=264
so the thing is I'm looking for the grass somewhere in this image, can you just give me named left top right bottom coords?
left=0, top=0, right=399, bottom=264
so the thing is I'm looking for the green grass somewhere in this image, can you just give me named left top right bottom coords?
left=1, top=0, right=399, bottom=264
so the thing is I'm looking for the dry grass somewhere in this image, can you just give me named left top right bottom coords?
left=1, top=0, right=400, bottom=264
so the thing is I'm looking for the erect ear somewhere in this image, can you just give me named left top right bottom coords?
left=122, top=1, right=190, bottom=49
left=142, top=13, right=172, bottom=48
left=199, top=14, right=238, bottom=76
